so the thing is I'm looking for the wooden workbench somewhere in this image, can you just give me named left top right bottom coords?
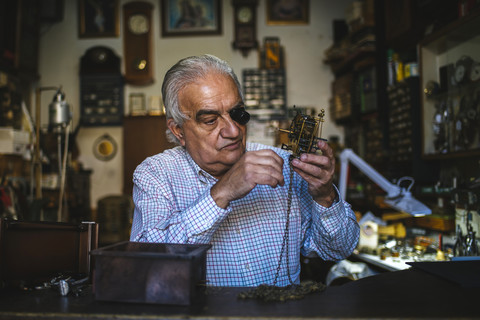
left=0, top=265, right=478, bottom=319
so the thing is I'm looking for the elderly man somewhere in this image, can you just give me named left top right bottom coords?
left=130, top=54, right=359, bottom=287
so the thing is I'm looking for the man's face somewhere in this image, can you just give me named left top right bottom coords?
left=169, top=72, right=247, bottom=179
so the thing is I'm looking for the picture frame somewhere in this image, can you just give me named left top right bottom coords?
left=78, top=0, right=119, bottom=38
left=161, top=0, right=222, bottom=37
left=148, top=96, right=165, bottom=115
left=129, top=93, right=147, bottom=116
left=266, top=0, right=309, bottom=25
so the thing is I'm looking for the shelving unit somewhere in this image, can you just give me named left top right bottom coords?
left=242, top=68, right=287, bottom=121
left=420, top=9, right=480, bottom=159
left=325, top=0, right=387, bottom=168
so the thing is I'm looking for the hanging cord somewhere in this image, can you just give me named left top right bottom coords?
left=238, top=156, right=325, bottom=302
left=57, top=123, right=70, bottom=222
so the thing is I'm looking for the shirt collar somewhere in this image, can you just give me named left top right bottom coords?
left=183, top=148, right=218, bottom=184
left=183, top=143, right=254, bottom=184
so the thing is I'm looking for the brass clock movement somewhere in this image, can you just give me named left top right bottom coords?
left=279, top=108, right=326, bottom=157
left=123, top=1, right=154, bottom=86
left=232, top=0, right=258, bottom=57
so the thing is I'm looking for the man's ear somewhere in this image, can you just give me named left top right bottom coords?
left=167, top=118, right=185, bottom=146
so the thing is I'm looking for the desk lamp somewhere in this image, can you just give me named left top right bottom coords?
left=339, top=148, right=431, bottom=217
left=34, top=86, right=72, bottom=221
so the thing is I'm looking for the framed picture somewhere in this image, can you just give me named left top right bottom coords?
left=78, top=0, right=119, bottom=38
left=129, top=93, right=147, bottom=116
left=161, top=0, right=222, bottom=37
left=266, top=0, right=309, bottom=25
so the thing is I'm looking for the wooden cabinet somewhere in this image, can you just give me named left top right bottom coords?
left=386, top=77, right=438, bottom=185
left=0, top=0, right=40, bottom=79
left=122, top=116, right=175, bottom=195
left=420, top=9, right=480, bottom=159
left=325, top=0, right=388, bottom=167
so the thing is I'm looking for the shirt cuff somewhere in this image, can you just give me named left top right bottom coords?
left=312, top=185, right=348, bottom=231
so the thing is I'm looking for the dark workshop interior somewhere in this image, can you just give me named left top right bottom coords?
left=0, top=0, right=479, bottom=319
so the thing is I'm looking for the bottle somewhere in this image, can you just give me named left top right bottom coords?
left=393, top=53, right=404, bottom=83
left=387, top=49, right=395, bottom=86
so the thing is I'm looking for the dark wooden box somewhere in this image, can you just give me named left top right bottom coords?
left=91, top=241, right=211, bottom=305
left=0, top=218, right=98, bottom=288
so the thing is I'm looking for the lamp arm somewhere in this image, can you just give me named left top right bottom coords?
left=339, top=148, right=401, bottom=199
left=34, top=86, right=59, bottom=200
left=338, top=148, right=431, bottom=216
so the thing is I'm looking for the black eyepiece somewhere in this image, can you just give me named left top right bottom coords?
left=229, top=107, right=250, bottom=125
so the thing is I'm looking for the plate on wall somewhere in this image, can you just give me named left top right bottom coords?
left=93, top=133, right=117, bottom=161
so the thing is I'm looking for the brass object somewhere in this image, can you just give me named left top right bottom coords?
left=279, top=107, right=326, bottom=157
left=238, top=281, right=326, bottom=302
left=93, top=134, right=118, bottom=161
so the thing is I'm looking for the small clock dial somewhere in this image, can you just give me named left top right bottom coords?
left=469, top=62, right=480, bottom=82
left=454, top=56, right=473, bottom=85
left=455, top=65, right=466, bottom=84
left=128, top=14, right=149, bottom=35
left=238, top=6, right=252, bottom=23
left=90, top=48, right=108, bottom=64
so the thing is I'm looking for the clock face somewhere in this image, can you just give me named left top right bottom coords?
left=90, top=48, right=108, bottom=64
left=469, top=63, right=480, bottom=82
left=238, top=6, right=253, bottom=23
left=455, top=56, right=474, bottom=85
left=128, top=14, right=149, bottom=35
left=455, top=65, right=466, bottom=84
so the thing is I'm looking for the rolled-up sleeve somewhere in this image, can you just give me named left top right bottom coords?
left=300, top=185, right=360, bottom=260
left=130, top=154, right=231, bottom=244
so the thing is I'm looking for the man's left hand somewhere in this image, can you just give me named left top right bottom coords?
left=290, top=140, right=337, bottom=207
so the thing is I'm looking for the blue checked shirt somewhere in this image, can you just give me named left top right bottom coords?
left=130, top=142, right=359, bottom=287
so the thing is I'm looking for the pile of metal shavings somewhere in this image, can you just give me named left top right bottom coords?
left=237, top=280, right=326, bottom=302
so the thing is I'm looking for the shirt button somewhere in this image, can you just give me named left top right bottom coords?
left=245, top=263, right=250, bottom=270
left=235, top=228, right=240, bottom=234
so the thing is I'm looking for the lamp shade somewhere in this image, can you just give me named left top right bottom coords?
left=49, top=89, right=71, bottom=130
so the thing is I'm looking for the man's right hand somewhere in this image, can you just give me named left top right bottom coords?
left=210, top=149, right=285, bottom=209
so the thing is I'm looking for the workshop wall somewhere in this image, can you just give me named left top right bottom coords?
left=36, top=0, right=351, bottom=208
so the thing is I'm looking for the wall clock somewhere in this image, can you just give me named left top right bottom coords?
left=454, top=56, right=473, bottom=85
left=469, top=62, right=480, bottom=82
left=80, top=46, right=124, bottom=127
left=232, top=0, right=258, bottom=57
left=123, top=1, right=154, bottom=86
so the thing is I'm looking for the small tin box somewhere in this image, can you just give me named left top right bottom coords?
left=91, top=241, right=211, bottom=305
